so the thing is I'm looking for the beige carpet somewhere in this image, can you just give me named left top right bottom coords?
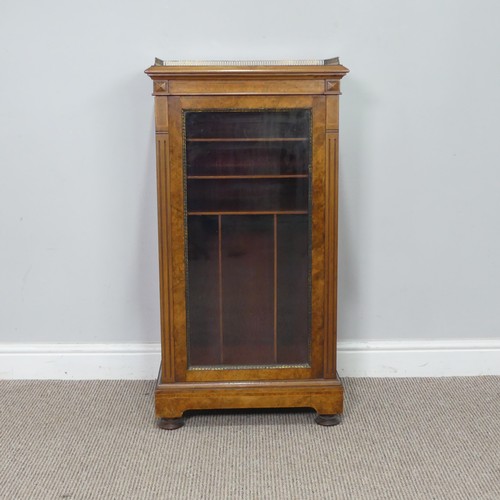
left=0, top=377, right=499, bottom=499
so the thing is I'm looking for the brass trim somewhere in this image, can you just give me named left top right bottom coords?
left=189, top=363, right=310, bottom=371
left=155, top=57, right=340, bottom=67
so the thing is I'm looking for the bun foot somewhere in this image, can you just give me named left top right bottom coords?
left=157, top=417, right=185, bottom=430
left=314, top=413, right=341, bottom=426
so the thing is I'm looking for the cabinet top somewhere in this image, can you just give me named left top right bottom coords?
left=145, top=57, right=349, bottom=78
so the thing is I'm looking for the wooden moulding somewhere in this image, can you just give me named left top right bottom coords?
left=145, top=62, right=349, bottom=97
left=325, top=80, right=341, bottom=94
left=150, top=79, right=338, bottom=96
left=145, top=63, right=349, bottom=79
left=155, top=376, right=344, bottom=420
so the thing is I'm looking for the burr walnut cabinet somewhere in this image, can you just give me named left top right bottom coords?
left=145, top=58, right=349, bottom=429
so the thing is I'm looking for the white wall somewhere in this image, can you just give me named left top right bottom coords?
left=1, top=0, right=499, bottom=347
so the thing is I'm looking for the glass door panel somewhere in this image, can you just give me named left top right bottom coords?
left=187, top=141, right=310, bottom=177
left=187, top=178, right=308, bottom=213
left=184, top=109, right=312, bottom=368
left=185, top=110, right=311, bottom=139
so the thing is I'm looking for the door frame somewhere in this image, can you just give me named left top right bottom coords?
left=165, top=95, right=327, bottom=383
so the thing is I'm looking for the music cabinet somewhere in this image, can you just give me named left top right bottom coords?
left=145, top=58, right=349, bottom=429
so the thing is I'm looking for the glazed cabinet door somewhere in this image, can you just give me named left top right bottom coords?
left=165, top=95, right=327, bottom=383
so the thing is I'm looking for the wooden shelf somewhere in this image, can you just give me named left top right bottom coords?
left=187, top=174, right=308, bottom=180
left=188, top=165, right=309, bottom=171
left=187, top=210, right=308, bottom=216
left=187, top=138, right=308, bottom=142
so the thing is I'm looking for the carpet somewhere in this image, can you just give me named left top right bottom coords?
left=0, top=377, right=498, bottom=499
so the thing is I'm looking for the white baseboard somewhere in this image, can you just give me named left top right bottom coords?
left=0, top=340, right=499, bottom=380
left=337, top=340, right=500, bottom=377
left=0, top=343, right=161, bottom=380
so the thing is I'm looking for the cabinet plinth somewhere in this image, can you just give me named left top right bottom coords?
left=146, top=60, right=348, bottom=428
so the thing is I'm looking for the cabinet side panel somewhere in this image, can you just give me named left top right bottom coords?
left=326, top=96, right=339, bottom=131
left=156, top=133, right=174, bottom=383
left=310, top=97, right=326, bottom=378
left=155, top=97, right=169, bottom=133
left=324, top=132, right=339, bottom=378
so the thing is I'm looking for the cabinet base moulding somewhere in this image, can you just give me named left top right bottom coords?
left=155, top=375, right=343, bottom=424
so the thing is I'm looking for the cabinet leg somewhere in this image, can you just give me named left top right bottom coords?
left=314, top=413, right=341, bottom=426
left=157, top=417, right=185, bottom=430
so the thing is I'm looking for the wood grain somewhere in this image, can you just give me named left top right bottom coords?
left=324, top=133, right=339, bottom=378
left=184, top=365, right=311, bottom=383
left=326, top=95, right=339, bottom=131
left=155, top=134, right=174, bottom=383
left=169, top=79, right=324, bottom=96
left=154, top=97, right=168, bottom=132
left=167, top=97, right=188, bottom=382
left=155, top=377, right=343, bottom=419
left=145, top=63, right=349, bottom=79
left=310, top=96, right=326, bottom=379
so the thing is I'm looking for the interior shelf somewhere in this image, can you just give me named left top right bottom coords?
left=187, top=177, right=308, bottom=213
left=187, top=138, right=308, bottom=142
left=187, top=140, right=310, bottom=176
left=187, top=174, right=308, bottom=180
left=187, top=210, right=308, bottom=216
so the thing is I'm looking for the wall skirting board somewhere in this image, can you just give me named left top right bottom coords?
left=0, top=340, right=499, bottom=380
